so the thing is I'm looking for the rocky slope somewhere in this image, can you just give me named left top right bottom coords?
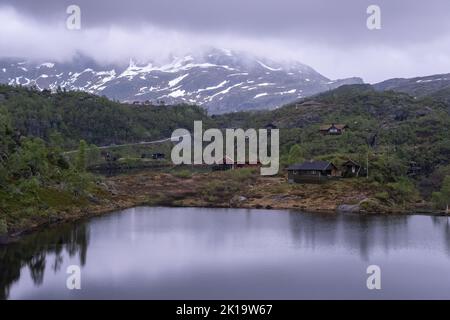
left=0, top=49, right=363, bottom=114
left=373, top=73, right=450, bottom=97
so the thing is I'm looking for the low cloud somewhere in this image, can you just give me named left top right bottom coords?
left=1, top=2, right=450, bottom=83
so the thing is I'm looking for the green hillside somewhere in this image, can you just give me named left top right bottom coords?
left=2, top=83, right=450, bottom=234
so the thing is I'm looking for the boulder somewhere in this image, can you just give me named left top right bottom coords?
left=337, top=204, right=361, bottom=213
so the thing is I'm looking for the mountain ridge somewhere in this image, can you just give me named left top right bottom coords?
left=373, top=73, right=450, bottom=97
left=0, top=49, right=363, bottom=114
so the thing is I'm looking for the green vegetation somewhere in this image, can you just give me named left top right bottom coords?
left=224, top=167, right=258, bottom=182
left=214, top=84, right=450, bottom=206
left=432, top=176, right=450, bottom=212
left=198, top=169, right=257, bottom=203
left=173, top=169, right=193, bottom=179
left=0, top=84, right=214, bottom=232
left=75, top=140, right=88, bottom=172
left=386, top=177, right=420, bottom=206
left=0, top=84, right=210, bottom=149
left=2, top=81, right=450, bottom=233
left=0, top=97, right=101, bottom=231
left=286, top=144, right=305, bottom=165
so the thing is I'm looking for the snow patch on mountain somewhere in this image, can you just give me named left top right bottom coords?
left=257, top=61, right=282, bottom=71
left=0, top=49, right=364, bottom=113
left=169, top=74, right=189, bottom=87
left=254, top=93, right=268, bottom=98
left=168, top=89, right=185, bottom=98
left=39, top=63, right=55, bottom=68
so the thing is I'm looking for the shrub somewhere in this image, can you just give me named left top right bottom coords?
left=224, top=168, right=257, bottom=182
left=173, top=169, right=192, bottom=179
left=432, top=176, right=450, bottom=211
left=374, top=191, right=390, bottom=202
left=387, top=177, right=419, bottom=205
left=200, top=179, right=241, bottom=201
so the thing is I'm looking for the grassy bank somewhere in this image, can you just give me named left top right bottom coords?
left=1, top=167, right=445, bottom=243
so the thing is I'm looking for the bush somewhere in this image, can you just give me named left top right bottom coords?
left=360, top=198, right=384, bottom=213
left=370, top=155, right=408, bottom=183
left=432, top=176, right=450, bottom=211
left=200, top=179, right=241, bottom=202
left=374, top=191, right=390, bottom=202
left=224, top=168, right=257, bottom=182
left=173, top=169, right=192, bottom=179
left=61, top=169, right=95, bottom=197
left=387, top=177, right=419, bottom=205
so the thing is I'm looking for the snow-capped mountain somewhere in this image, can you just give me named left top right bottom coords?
left=0, top=49, right=363, bottom=113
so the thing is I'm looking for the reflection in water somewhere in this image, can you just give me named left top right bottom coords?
left=431, top=216, right=450, bottom=256
left=1, top=207, right=450, bottom=299
left=287, top=212, right=410, bottom=260
left=0, top=224, right=89, bottom=299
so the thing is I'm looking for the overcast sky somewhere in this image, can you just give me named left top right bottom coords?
left=1, top=0, right=449, bottom=83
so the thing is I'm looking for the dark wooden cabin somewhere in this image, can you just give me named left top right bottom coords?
left=287, top=161, right=339, bottom=183
left=319, top=124, right=348, bottom=135
left=152, top=153, right=165, bottom=160
left=141, top=153, right=165, bottom=160
left=342, top=159, right=361, bottom=178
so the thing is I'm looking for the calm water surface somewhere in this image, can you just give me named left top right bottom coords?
left=1, top=207, right=450, bottom=299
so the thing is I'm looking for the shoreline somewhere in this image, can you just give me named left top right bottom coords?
left=1, top=171, right=448, bottom=244
left=1, top=203, right=447, bottom=246
left=2, top=201, right=447, bottom=246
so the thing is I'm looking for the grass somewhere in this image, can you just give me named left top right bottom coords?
left=0, top=185, right=95, bottom=234
left=220, top=168, right=258, bottom=182
left=173, top=169, right=193, bottom=179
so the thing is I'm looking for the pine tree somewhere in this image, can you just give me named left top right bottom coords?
left=75, top=140, right=87, bottom=172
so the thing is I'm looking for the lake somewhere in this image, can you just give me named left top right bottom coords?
left=1, top=207, right=450, bottom=299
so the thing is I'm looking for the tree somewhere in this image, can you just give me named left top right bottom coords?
left=75, top=140, right=87, bottom=172
left=288, top=144, right=304, bottom=164
left=432, top=176, right=450, bottom=213
left=387, top=177, right=419, bottom=206
left=87, top=144, right=101, bottom=166
left=9, top=138, right=49, bottom=180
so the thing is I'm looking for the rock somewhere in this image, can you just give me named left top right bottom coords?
left=337, top=204, right=361, bottom=213
left=358, top=198, right=385, bottom=213
left=231, top=195, right=247, bottom=203
left=229, top=195, right=248, bottom=207
left=88, top=195, right=101, bottom=204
